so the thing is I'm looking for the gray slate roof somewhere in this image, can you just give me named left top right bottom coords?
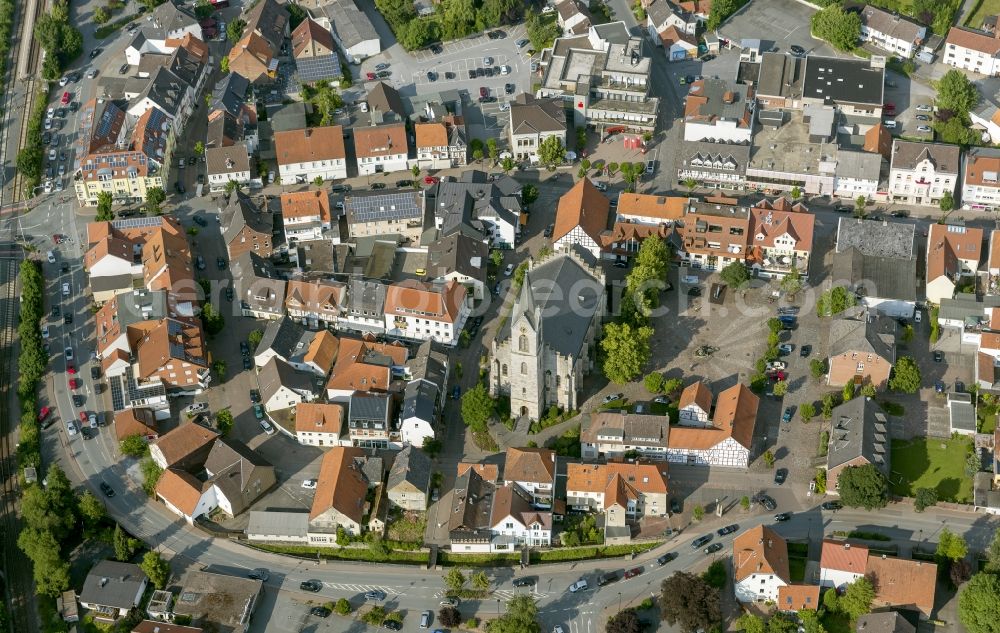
left=427, top=232, right=488, bottom=283
left=211, top=73, right=250, bottom=118
left=836, top=216, right=915, bottom=258
left=831, top=248, right=918, bottom=302
left=948, top=392, right=977, bottom=433
left=151, top=0, right=199, bottom=34
left=827, top=397, right=891, bottom=475
left=448, top=468, right=494, bottom=539
left=346, top=279, right=387, bottom=318
left=432, top=170, right=520, bottom=239
left=402, top=379, right=438, bottom=423
left=510, top=93, right=567, bottom=136
left=408, top=340, right=449, bottom=386
left=322, top=0, right=379, bottom=48
left=939, top=294, right=1000, bottom=324
left=366, top=81, right=407, bottom=119
left=204, top=438, right=274, bottom=515
left=257, top=315, right=314, bottom=364
left=80, top=561, right=147, bottom=609
left=243, top=0, right=289, bottom=51
left=861, top=6, right=925, bottom=44
left=855, top=612, right=915, bottom=633
left=247, top=510, right=309, bottom=539
left=349, top=392, right=391, bottom=424
left=501, top=252, right=604, bottom=357
left=222, top=191, right=272, bottom=246
left=258, top=356, right=314, bottom=404
left=829, top=308, right=897, bottom=362
left=231, top=251, right=287, bottom=315
left=680, top=140, right=750, bottom=175
left=132, top=67, right=187, bottom=113
left=891, top=140, right=961, bottom=174
left=756, top=52, right=803, bottom=99
left=387, top=445, right=431, bottom=494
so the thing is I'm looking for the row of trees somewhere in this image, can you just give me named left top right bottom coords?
left=35, top=1, right=83, bottom=80
left=810, top=5, right=861, bottom=52
left=376, top=0, right=526, bottom=51
left=14, top=90, right=49, bottom=195
left=601, top=236, right=672, bottom=384
left=16, top=260, right=46, bottom=471
left=959, top=530, right=1000, bottom=633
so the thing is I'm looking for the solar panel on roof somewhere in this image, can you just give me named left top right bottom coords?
left=113, top=216, right=164, bottom=229
left=110, top=375, right=126, bottom=412
left=295, top=55, right=343, bottom=82
left=348, top=192, right=421, bottom=224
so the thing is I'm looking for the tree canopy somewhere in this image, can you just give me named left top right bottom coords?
left=660, top=572, right=721, bottom=633
left=959, top=572, right=1000, bottom=633
left=720, top=262, right=750, bottom=288
left=937, top=528, right=969, bottom=562
left=537, top=135, right=566, bottom=168
left=461, top=383, right=495, bottom=431
left=837, top=464, right=888, bottom=510
left=937, top=69, right=979, bottom=117
left=489, top=595, right=541, bottom=633
left=840, top=577, right=875, bottom=619
left=811, top=5, right=861, bottom=52
left=607, top=609, right=643, bottom=633
left=601, top=322, right=653, bottom=385
left=889, top=356, right=921, bottom=393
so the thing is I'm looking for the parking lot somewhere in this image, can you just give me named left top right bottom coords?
left=718, top=0, right=841, bottom=59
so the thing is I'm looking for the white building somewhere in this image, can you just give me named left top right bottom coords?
left=206, top=143, right=252, bottom=192
left=733, top=526, right=789, bottom=603
left=274, top=126, right=348, bottom=184
left=552, top=178, right=610, bottom=259
left=833, top=150, right=883, bottom=200
left=503, top=447, right=556, bottom=508
left=667, top=383, right=758, bottom=468
left=819, top=540, right=868, bottom=589
left=314, top=1, right=381, bottom=63
left=682, top=78, right=755, bottom=144
left=354, top=123, right=409, bottom=176
left=258, top=357, right=315, bottom=413
left=888, top=140, right=960, bottom=206
left=860, top=6, right=926, bottom=58
left=507, top=93, right=567, bottom=164
left=963, top=147, right=1000, bottom=210
left=489, top=485, right=552, bottom=548
left=294, top=403, right=348, bottom=447
left=944, top=26, right=1000, bottom=76
left=383, top=279, right=469, bottom=346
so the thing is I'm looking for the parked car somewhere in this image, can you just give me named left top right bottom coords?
left=99, top=481, right=115, bottom=497
left=253, top=404, right=265, bottom=420
left=568, top=578, right=589, bottom=593
left=259, top=419, right=275, bottom=435
left=309, top=607, right=330, bottom=618
left=790, top=44, right=806, bottom=55
left=597, top=572, right=620, bottom=587
left=774, top=512, right=791, bottom=521
left=782, top=407, right=793, bottom=423
left=193, top=215, right=208, bottom=226
left=717, top=524, right=738, bottom=536
left=778, top=344, right=793, bottom=355
left=704, top=543, right=724, bottom=554
left=691, top=534, right=712, bottom=548
left=656, top=552, right=678, bottom=566
left=821, top=501, right=842, bottom=511
left=364, top=590, right=387, bottom=601
left=774, top=468, right=788, bottom=485
left=800, top=344, right=812, bottom=357
left=916, top=104, right=933, bottom=112
left=504, top=263, right=514, bottom=276
left=758, top=494, right=777, bottom=511
left=439, top=598, right=460, bottom=607
left=247, top=568, right=269, bottom=581
left=186, top=402, right=208, bottom=414
left=512, top=576, right=536, bottom=587
left=623, top=567, right=643, bottom=579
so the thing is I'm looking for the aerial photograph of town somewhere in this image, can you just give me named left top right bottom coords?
left=4, top=0, right=1000, bottom=629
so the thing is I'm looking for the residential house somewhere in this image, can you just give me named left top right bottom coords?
left=581, top=410, right=669, bottom=460
left=977, top=332, right=1000, bottom=390
left=832, top=217, right=918, bottom=318
left=257, top=356, right=315, bottom=413
left=667, top=383, right=758, bottom=468
left=926, top=223, right=984, bottom=303
left=74, top=100, right=165, bottom=206
left=854, top=613, right=916, bottom=633
left=231, top=251, right=287, bottom=320
left=827, top=308, right=897, bottom=389
left=354, top=122, right=409, bottom=175
left=310, top=446, right=374, bottom=535
left=151, top=0, right=203, bottom=41
left=149, top=423, right=219, bottom=470
left=343, top=189, right=425, bottom=244
left=449, top=467, right=496, bottom=551
left=820, top=539, right=869, bottom=589
left=206, top=143, right=252, bottom=192
left=508, top=93, right=567, bottom=164
left=284, top=280, right=345, bottom=331
left=659, top=25, right=698, bottom=61
left=676, top=140, right=750, bottom=191
left=777, top=585, right=822, bottom=613
left=732, top=526, right=789, bottom=603
left=490, top=251, right=606, bottom=421
left=366, top=81, right=408, bottom=121
left=962, top=147, right=1000, bottom=211
left=944, top=26, right=1000, bottom=76
left=678, top=196, right=752, bottom=270
left=552, top=178, right=611, bottom=259
left=801, top=56, right=884, bottom=117
left=347, top=391, right=395, bottom=449
left=209, top=73, right=254, bottom=123
left=601, top=193, right=684, bottom=261
left=538, top=23, right=659, bottom=132
left=865, top=555, right=937, bottom=618
left=386, top=445, right=431, bottom=510
left=490, top=484, right=553, bottom=549
left=170, top=570, right=262, bottom=633
left=221, top=191, right=273, bottom=260
left=860, top=6, right=926, bottom=58
left=384, top=279, right=469, bottom=346
left=315, top=0, right=380, bottom=63
left=399, top=340, right=448, bottom=446
left=566, top=461, right=669, bottom=540
left=291, top=18, right=342, bottom=83
left=274, top=126, right=348, bottom=183
left=555, top=0, right=592, bottom=35
left=504, top=447, right=556, bottom=508
left=826, top=397, right=891, bottom=492
left=683, top=78, right=755, bottom=143
left=280, top=189, right=333, bottom=242
left=889, top=140, right=960, bottom=206
left=325, top=335, right=408, bottom=400
left=414, top=116, right=468, bottom=169
left=228, top=0, right=288, bottom=82
left=646, top=0, right=697, bottom=41
left=426, top=231, right=489, bottom=301
left=79, top=561, right=148, bottom=621
left=429, top=170, right=522, bottom=248
left=253, top=316, right=318, bottom=372
left=131, top=621, right=204, bottom=633
left=747, top=197, right=815, bottom=278
left=294, top=402, right=348, bottom=447
left=113, top=408, right=159, bottom=442
left=971, top=97, right=1000, bottom=145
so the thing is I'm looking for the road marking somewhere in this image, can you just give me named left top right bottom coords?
left=324, top=582, right=403, bottom=595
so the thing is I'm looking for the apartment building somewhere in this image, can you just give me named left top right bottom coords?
left=383, top=279, right=469, bottom=346
left=274, top=126, right=348, bottom=183
left=888, top=140, right=960, bottom=206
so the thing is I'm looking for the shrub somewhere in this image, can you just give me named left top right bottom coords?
left=644, top=372, right=665, bottom=393
left=334, top=598, right=351, bottom=615
left=692, top=504, right=704, bottom=521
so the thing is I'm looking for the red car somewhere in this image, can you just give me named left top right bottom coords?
left=69, top=378, right=80, bottom=389
left=623, top=567, right=643, bottom=579
left=366, top=72, right=376, bottom=81
left=424, top=176, right=439, bottom=185
left=479, top=86, right=489, bottom=98
left=52, top=234, right=62, bottom=244
left=768, top=371, right=787, bottom=382
left=38, top=406, right=50, bottom=422
left=79, top=411, right=87, bottom=423
left=883, top=102, right=896, bottom=113
left=67, top=364, right=76, bottom=374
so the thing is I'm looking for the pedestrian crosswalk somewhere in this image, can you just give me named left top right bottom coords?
left=432, top=588, right=548, bottom=600
left=323, top=582, right=402, bottom=595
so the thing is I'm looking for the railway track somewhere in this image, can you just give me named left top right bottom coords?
left=9, top=0, right=40, bottom=206
left=0, top=257, right=31, bottom=633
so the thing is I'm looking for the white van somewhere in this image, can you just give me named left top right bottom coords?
left=61, top=282, right=70, bottom=296
left=46, top=251, right=56, bottom=263
left=883, top=119, right=896, bottom=129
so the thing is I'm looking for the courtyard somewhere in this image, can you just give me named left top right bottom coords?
left=889, top=437, right=975, bottom=504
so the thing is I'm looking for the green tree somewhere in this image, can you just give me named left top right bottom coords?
left=986, top=530, right=1000, bottom=572
left=201, top=302, right=225, bottom=335
left=145, top=186, right=166, bottom=215
left=937, top=528, right=969, bottom=562
left=487, top=138, right=499, bottom=164
left=215, top=409, right=234, bottom=435
left=375, top=0, right=416, bottom=28
left=224, top=180, right=241, bottom=196
left=839, top=578, right=875, bottom=619
left=194, top=0, right=215, bottom=18
left=644, top=372, right=665, bottom=394
left=248, top=328, right=264, bottom=350
left=737, top=614, right=766, bottom=633
left=226, top=17, right=246, bottom=42
left=140, top=456, right=163, bottom=495
left=490, top=250, right=505, bottom=269
left=934, top=114, right=980, bottom=145
left=842, top=382, right=854, bottom=402
left=439, top=606, right=461, bottom=627
left=119, top=434, right=147, bottom=458
left=798, top=609, right=826, bottom=633
left=140, top=551, right=171, bottom=589
left=220, top=55, right=229, bottom=73
left=334, top=598, right=351, bottom=615
left=914, top=487, right=938, bottom=512
left=398, top=18, right=435, bottom=50
left=607, top=608, right=643, bottom=633
left=470, top=570, right=490, bottom=591
left=763, top=450, right=775, bottom=468
left=937, top=69, right=979, bottom=116
left=773, top=381, right=788, bottom=397
left=660, top=572, right=721, bottom=632
left=193, top=141, right=205, bottom=156
left=810, top=359, right=827, bottom=380
left=113, top=524, right=139, bottom=561
left=501, top=157, right=515, bottom=173
left=959, top=572, right=1000, bottom=633
left=460, top=383, right=494, bottom=431
left=538, top=135, right=566, bottom=169
left=682, top=177, right=698, bottom=193
left=702, top=560, right=727, bottom=589
left=95, top=191, right=115, bottom=221
left=440, top=0, right=476, bottom=39
left=93, top=6, right=110, bottom=24
left=780, top=266, right=803, bottom=298
left=740, top=495, right=750, bottom=511
left=601, top=322, right=653, bottom=385
left=490, top=594, right=541, bottom=633
left=77, top=490, right=106, bottom=535
left=522, top=183, right=539, bottom=205
left=940, top=191, right=955, bottom=212
left=855, top=195, right=867, bottom=215
left=838, top=464, right=888, bottom=510
left=889, top=356, right=921, bottom=393
left=444, top=567, right=466, bottom=592
left=525, top=8, right=561, bottom=50
left=663, top=377, right=683, bottom=395
left=811, top=5, right=861, bottom=52
left=720, top=261, right=749, bottom=288
left=692, top=504, right=704, bottom=521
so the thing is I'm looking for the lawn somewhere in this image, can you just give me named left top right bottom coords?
left=386, top=510, right=426, bottom=545
left=788, top=556, right=807, bottom=582
left=965, top=0, right=1000, bottom=28
left=890, top=437, right=974, bottom=503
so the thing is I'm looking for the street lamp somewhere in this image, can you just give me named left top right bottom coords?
left=617, top=591, right=622, bottom=614
left=496, top=598, right=501, bottom=618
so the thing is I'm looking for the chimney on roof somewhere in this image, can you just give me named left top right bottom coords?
left=723, top=91, right=735, bottom=104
